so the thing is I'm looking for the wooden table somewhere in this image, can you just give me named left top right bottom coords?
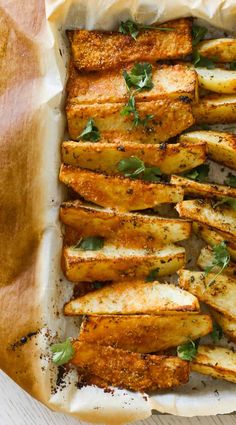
left=1, top=371, right=235, bottom=425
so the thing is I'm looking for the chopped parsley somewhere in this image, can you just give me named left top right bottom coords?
left=211, top=322, right=223, bottom=343
left=146, top=268, right=160, bottom=282
left=193, top=51, right=217, bottom=69
left=51, top=338, right=75, bottom=366
left=77, top=118, right=100, bottom=142
left=177, top=340, right=198, bottom=361
left=204, top=241, right=230, bottom=285
left=73, top=236, right=104, bottom=251
left=192, top=25, right=208, bottom=46
left=119, top=20, right=173, bottom=40
left=183, top=164, right=209, bottom=182
left=118, top=156, right=162, bottom=182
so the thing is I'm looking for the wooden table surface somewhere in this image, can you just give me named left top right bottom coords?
left=1, top=371, right=235, bottom=425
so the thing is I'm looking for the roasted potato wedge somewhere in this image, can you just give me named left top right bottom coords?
left=64, top=280, right=199, bottom=315
left=197, top=38, right=236, bottom=62
left=62, top=141, right=207, bottom=175
left=176, top=199, right=236, bottom=240
left=191, top=345, right=236, bottom=384
left=59, top=165, right=184, bottom=212
left=180, top=130, right=236, bottom=170
left=170, top=175, right=236, bottom=199
left=67, top=99, right=194, bottom=143
left=197, top=246, right=236, bottom=277
left=193, top=222, right=236, bottom=261
left=68, top=18, right=192, bottom=72
left=193, top=95, right=236, bottom=124
left=60, top=201, right=192, bottom=248
left=211, top=310, right=236, bottom=343
left=67, top=63, right=197, bottom=104
left=62, top=244, right=186, bottom=283
left=196, top=68, right=236, bottom=94
left=71, top=341, right=190, bottom=391
left=79, top=313, right=212, bottom=353
left=178, top=270, right=236, bottom=320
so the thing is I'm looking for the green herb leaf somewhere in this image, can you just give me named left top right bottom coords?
left=77, top=118, right=100, bottom=142
left=51, top=338, right=75, bottom=366
left=118, top=20, right=173, bottom=40
left=225, top=173, right=236, bottom=188
left=192, top=25, right=208, bottom=46
left=74, top=236, right=104, bottom=251
left=213, top=197, right=236, bottom=210
left=117, top=156, right=162, bottom=181
left=193, top=51, right=216, bottom=69
left=123, top=63, right=154, bottom=91
left=211, top=322, right=223, bottom=343
left=230, top=61, right=236, bottom=70
left=120, top=94, right=154, bottom=127
left=177, top=340, right=198, bottom=361
left=183, top=164, right=209, bottom=182
left=204, top=241, right=230, bottom=285
left=146, top=268, right=160, bottom=282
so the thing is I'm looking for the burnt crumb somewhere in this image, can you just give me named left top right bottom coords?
left=117, top=145, right=125, bottom=152
left=178, top=96, right=192, bottom=104
left=11, top=330, right=40, bottom=350
left=126, top=188, right=133, bottom=195
left=59, top=48, right=63, bottom=56
left=159, top=142, right=167, bottom=150
left=201, top=380, right=206, bottom=387
left=104, top=387, right=114, bottom=395
left=56, top=365, right=67, bottom=388
left=143, top=395, right=148, bottom=401
left=214, top=389, right=220, bottom=398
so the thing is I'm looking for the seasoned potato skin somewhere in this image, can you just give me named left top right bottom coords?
left=193, top=95, right=236, bottom=124
left=171, top=175, right=236, bottom=199
left=71, top=341, right=190, bottom=391
left=211, top=310, right=236, bottom=343
left=68, top=18, right=192, bottom=72
left=197, top=38, right=236, bottom=62
left=197, top=246, right=236, bottom=277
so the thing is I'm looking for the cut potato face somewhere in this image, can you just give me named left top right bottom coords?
left=79, top=313, right=212, bottom=353
left=71, top=341, right=190, bottom=391
left=59, top=165, right=184, bottom=212
left=196, top=67, right=236, bottom=94
left=180, top=130, right=236, bottom=170
left=68, top=18, right=192, bottom=72
left=193, top=95, right=236, bottom=124
left=64, top=280, right=199, bottom=315
left=176, top=199, right=236, bottom=240
left=67, top=63, right=197, bottom=104
left=211, top=310, right=236, bottom=343
left=197, top=246, right=236, bottom=277
left=62, top=141, right=207, bottom=175
left=191, top=345, right=236, bottom=384
left=197, top=38, right=236, bottom=62
left=178, top=270, right=236, bottom=320
left=62, top=244, right=186, bottom=283
left=60, top=201, right=192, bottom=248
left=67, top=99, right=194, bottom=143
left=170, top=175, right=236, bottom=199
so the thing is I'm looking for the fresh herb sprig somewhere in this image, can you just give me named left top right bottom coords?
left=230, top=61, right=236, bottom=70
left=213, top=197, right=236, bottom=210
left=77, top=118, right=100, bottom=142
left=204, top=241, right=230, bottom=285
left=118, top=156, right=162, bottom=181
left=183, top=164, right=209, bottom=182
left=225, top=173, right=236, bottom=188
left=177, top=340, right=198, bottom=361
left=51, top=338, right=75, bottom=366
left=73, top=236, right=104, bottom=251
left=146, top=268, right=160, bottom=282
left=193, top=51, right=217, bottom=69
left=119, top=20, right=173, bottom=40
left=211, top=322, right=223, bottom=343
left=192, top=24, right=208, bottom=46
left=120, top=94, right=154, bottom=127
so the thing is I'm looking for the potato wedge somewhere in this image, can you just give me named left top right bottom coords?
left=193, top=95, right=236, bottom=124
left=64, top=280, right=199, bottom=315
left=197, top=246, right=236, bottom=277
left=62, top=244, right=186, bottom=283
left=178, top=270, right=236, bottom=319
left=68, top=18, right=192, bottom=72
left=67, top=99, right=194, bottom=143
left=170, top=175, right=236, bottom=199
left=67, top=63, right=197, bottom=104
left=176, top=199, right=236, bottom=240
left=180, top=130, right=236, bottom=170
left=60, top=201, right=192, bottom=248
left=71, top=341, right=190, bottom=391
left=197, top=38, right=236, bottom=62
left=62, top=141, right=207, bottom=175
left=193, top=222, right=236, bottom=261
left=211, top=310, right=236, bottom=343
left=79, top=313, right=212, bottom=353
left=191, top=345, right=236, bottom=384
left=59, top=165, right=184, bottom=212
left=196, top=68, right=236, bottom=94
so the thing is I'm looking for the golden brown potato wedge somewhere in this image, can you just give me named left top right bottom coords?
left=197, top=38, right=236, bottom=62
left=64, top=280, right=199, bottom=315
left=67, top=98, right=194, bottom=143
left=197, top=246, right=236, bottom=277
left=193, top=222, right=236, bottom=261
left=170, top=175, right=236, bottom=199
left=196, top=68, right=236, bottom=94
left=68, top=18, right=192, bottom=72
left=62, top=244, right=186, bottom=283
left=60, top=201, right=192, bottom=248
left=71, top=341, right=190, bottom=391
left=193, top=95, right=236, bottom=124
left=176, top=199, right=236, bottom=240
left=191, top=345, right=236, bottom=384
left=211, top=310, right=236, bottom=343
left=79, top=313, right=212, bottom=353
left=59, top=165, right=184, bottom=212
left=180, top=130, right=236, bottom=170
left=178, top=270, right=236, bottom=320
left=62, top=141, right=207, bottom=175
